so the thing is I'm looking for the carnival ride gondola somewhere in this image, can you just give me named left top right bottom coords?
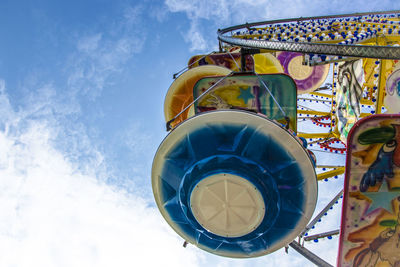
left=152, top=10, right=400, bottom=266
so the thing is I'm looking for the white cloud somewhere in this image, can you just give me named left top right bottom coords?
left=164, top=0, right=231, bottom=51
left=0, top=83, right=203, bottom=267
left=77, top=34, right=103, bottom=53
left=149, top=5, right=170, bottom=22
left=186, top=22, right=208, bottom=51
left=67, top=4, right=147, bottom=100
left=167, top=0, right=230, bottom=21
left=123, top=5, right=144, bottom=26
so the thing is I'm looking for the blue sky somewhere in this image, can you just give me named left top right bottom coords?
left=1, top=1, right=400, bottom=266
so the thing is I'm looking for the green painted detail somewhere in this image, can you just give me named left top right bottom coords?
left=358, top=126, right=395, bottom=145
left=379, top=220, right=398, bottom=227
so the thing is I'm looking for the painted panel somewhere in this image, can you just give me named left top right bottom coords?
left=164, top=65, right=231, bottom=129
left=338, top=114, right=400, bottom=267
left=193, top=73, right=297, bottom=131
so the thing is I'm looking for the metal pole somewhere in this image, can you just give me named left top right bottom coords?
left=300, top=190, right=343, bottom=237
left=303, top=229, right=340, bottom=242
left=289, top=241, right=333, bottom=267
left=240, top=49, right=246, bottom=72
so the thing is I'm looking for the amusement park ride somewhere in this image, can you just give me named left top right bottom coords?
left=152, top=10, right=400, bottom=266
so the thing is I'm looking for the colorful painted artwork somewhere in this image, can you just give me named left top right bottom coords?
left=336, top=59, right=364, bottom=143
left=338, top=114, right=400, bottom=267
left=384, top=69, right=400, bottom=114
left=188, top=52, right=254, bottom=72
left=276, top=51, right=330, bottom=94
left=164, top=65, right=231, bottom=129
left=192, top=73, right=297, bottom=131
left=253, top=53, right=284, bottom=74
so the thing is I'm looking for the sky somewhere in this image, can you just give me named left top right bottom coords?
left=1, top=1, right=400, bottom=267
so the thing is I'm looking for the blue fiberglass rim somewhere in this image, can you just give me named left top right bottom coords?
left=152, top=110, right=317, bottom=258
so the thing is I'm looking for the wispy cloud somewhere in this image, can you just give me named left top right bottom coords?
left=186, top=21, right=208, bottom=51
left=66, top=4, right=147, bottom=101
left=21, top=4, right=151, bottom=176
left=0, top=4, right=206, bottom=266
left=0, top=80, right=204, bottom=267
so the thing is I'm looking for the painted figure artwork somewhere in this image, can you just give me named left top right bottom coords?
left=336, top=59, right=364, bottom=143
left=192, top=73, right=297, bottom=131
left=338, top=115, right=400, bottom=267
left=384, top=69, right=400, bottom=114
